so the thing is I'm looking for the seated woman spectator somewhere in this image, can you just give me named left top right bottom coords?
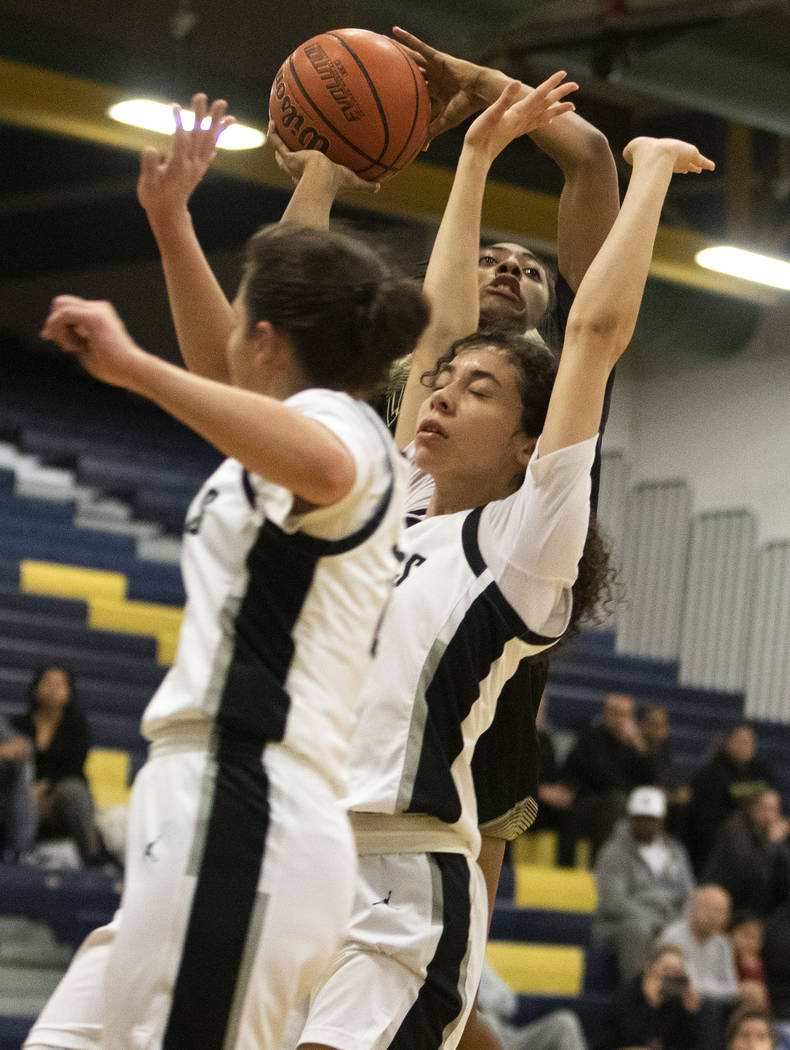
left=11, top=665, right=108, bottom=867
left=0, top=714, right=38, bottom=861
left=729, top=913, right=770, bottom=1011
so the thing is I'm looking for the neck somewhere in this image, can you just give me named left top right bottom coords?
left=35, top=703, right=63, bottom=722
left=426, top=470, right=520, bottom=517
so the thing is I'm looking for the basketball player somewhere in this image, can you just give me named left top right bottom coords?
left=25, top=221, right=428, bottom=1049
left=386, top=33, right=623, bottom=1050
left=280, top=71, right=712, bottom=1048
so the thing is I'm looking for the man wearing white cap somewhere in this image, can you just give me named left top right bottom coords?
left=593, top=785, right=695, bottom=982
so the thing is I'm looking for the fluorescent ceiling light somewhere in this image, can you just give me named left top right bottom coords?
left=107, top=99, right=265, bottom=150
left=696, top=246, right=790, bottom=291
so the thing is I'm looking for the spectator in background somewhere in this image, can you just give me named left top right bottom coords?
left=726, top=1006, right=775, bottom=1050
left=526, top=693, right=577, bottom=866
left=594, top=941, right=700, bottom=1050
left=477, top=959, right=588, bottom=1050
left=11, top=665, right=107, bottom=868
left=641, top=703, right=692, bottom=839
left=705, top=789, right=790, bottom=918
left=0, top=713, right=38, bottom=861
left=562, top=692, right=656, bottom=861
left=593, top=785, right=695, bottom=981
left=762, top=895, right=790, bottom=1046
left=659, top=884, right=739, bottom=1050
left=688, top=723, right=776, bottom=874
left=729, top=913, right=770, bottom=1011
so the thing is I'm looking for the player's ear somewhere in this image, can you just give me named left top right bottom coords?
left=252, top=320, right=278, bottom=364
left=515, top=434, right=537, bottom=467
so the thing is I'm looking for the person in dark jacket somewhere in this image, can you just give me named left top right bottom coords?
left=11, top=664, right=106, bottom=866
left=688, top=723, right=776, bottom=874
left=705, top=789, right=790, bottom=917
left=562, top=692, right=657, bottom=861
left=594, top=942, right=700, bottom=1050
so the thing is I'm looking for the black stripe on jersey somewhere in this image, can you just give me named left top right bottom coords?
left=216, top=519, right=320, bottom=741
left=462, top=508, right=560, bottom=647
left=472, top=655, right=548, bottom=826
left=164, top=731, right=270, bottom=1050
left=241, top=468, right=257, bottom=509
left=389, top=853, right=472, bottom=1050
left=215, top=448, right=394, bottom=742
left=405, top=579, right=519, bottom=823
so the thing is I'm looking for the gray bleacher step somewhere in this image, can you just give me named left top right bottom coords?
left=137, top=533, right=182, bottom=565
left=0, top=916, right=74, bottom=968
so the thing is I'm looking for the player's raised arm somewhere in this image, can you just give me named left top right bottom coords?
left=40, top=295, right=355, bottom=507
left=394, top=74, right=577, bottom=449
left=394, top=28, right=619, bottom=293
left=137, top=94, right=238, bottom=383
left=539, top=137, right=714, bottom=457
left=270, top=127, right=382, bottom=229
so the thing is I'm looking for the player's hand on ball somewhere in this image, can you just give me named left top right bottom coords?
left=137, top=93, right=236, bottom=223
left=268, top=126, right=381, bottom=194
left=623, top=137, right=716, bottom=174
left=41, top=296, right=148, bottom=390
left=392, top=27, right=489, bottom=144
left=464, top=73, right=577, bottom=163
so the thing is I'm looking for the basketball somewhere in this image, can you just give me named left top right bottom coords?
left=269, top=28, right=430, bottom=180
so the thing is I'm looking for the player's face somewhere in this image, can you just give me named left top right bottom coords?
left=414, top=348, right=532, bottom=494
left=225, top=285, right=261, bottom=390
left=477, top=243, right=550, bottom=333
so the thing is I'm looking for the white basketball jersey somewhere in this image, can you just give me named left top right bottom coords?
left=141, top=389, right=407, bottom=797
left=346, top=435, right=596, bottom=855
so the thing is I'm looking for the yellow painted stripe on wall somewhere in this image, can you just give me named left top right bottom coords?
left=486, top=941, right=585, bottom=995
left=21, top=559, right=126, bottom=601
left=514, top=864, right=597, bottom=913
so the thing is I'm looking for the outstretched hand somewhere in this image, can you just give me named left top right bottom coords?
left=464, top=74, right=577, bottom=163
left=268, top=126, right=381, bottom=193
left=137, top=93, right=236, bottom=223
left=623, top=137, right=716, bottom=174
left=41, top=296, right=148, bottom=391
left=392, top=26, right=490, bottom=144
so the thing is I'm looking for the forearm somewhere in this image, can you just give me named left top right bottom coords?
left=279, top=154, right=346, bottom=229
left=394, top=145, right=487, bottom=447
left=126, top=353, right=353, bottom=505
left=563, top=144, right=674, bottom=355
left=422, top=145, right=488, bottom=340
left=148, top=208, right=235, bottom=382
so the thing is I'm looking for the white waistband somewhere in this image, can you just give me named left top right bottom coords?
left=147, top=721, right=217, bottom=757
left=349, top=811, right=473, bottom=856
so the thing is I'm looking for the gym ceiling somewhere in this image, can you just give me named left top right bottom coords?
left=1, top=0, right=789, bottom=360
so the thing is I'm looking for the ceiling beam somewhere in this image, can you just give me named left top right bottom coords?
left=0, top=56, right=778, bottom=306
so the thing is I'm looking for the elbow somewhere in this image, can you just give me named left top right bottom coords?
left=564, top=123, right=617, bottom=175
left=307, top=449, right=357, bottom=507
left=565, top=311, right=631, bottom=363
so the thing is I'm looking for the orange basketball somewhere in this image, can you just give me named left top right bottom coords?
left=269, top=28, right=430, bottom=180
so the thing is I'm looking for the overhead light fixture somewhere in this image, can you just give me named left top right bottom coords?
left=696, top=246, right=790, bottom=291
left=107, top=99, right=265, bottom=150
